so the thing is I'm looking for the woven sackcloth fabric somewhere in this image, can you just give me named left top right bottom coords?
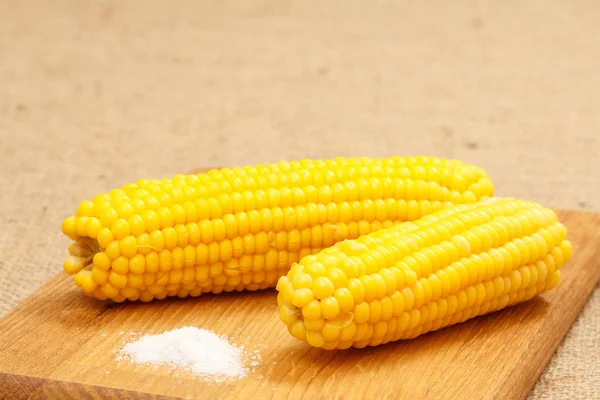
left=0, top=1, right=598, bottom=398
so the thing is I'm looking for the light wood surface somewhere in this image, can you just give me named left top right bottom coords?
left=0, top=209, right=598, bottom=400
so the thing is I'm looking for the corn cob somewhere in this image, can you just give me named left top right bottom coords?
left=276, top=198, right=572, bottom=349
left=61, top=156, right=493, bottom=302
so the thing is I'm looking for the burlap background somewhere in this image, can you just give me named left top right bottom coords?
left=1, top=0, right=598, bottom=398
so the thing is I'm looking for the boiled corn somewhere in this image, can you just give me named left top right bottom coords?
left=276, top=198, right=572, bottom=349
left=61, top=156, right=493, bottom=302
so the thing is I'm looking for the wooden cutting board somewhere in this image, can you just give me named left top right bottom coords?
left=1, top=208, right=598, bottom=400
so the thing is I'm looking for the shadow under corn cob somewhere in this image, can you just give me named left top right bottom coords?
left=60, top=156, right=494, bottom=303
left=276, top=198, right=572, bottom=349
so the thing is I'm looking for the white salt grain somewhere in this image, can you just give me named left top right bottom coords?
left=119, top=327, right=248, bottom=380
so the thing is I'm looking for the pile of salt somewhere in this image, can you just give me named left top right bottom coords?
left=119, top=327, right=249, bottom=380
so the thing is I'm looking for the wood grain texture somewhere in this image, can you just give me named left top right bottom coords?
left=0, top=209, right=598, bottom=400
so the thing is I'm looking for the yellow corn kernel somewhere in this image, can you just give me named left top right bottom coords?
left=312, top=277, right=335, bottom=299
left=105, top=241, right=120, bottom=260
left=91, top=268, right=109, bottom=285
left=96, top=228, right=114, bottom=249
left=63, top=255, right=91, bottom=275
left=100, top=283, right=120, bottom=298
left=120, top=236, right=137, bottom=258
left=111, top=219, right=131, bottom=241
left=108, top=271, right=127, bottom=289
left=93, top=252, right=111, bottom=271
left=129, top=254, right=146, bottom=274
left=128, top=274, right=143, bottom=288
